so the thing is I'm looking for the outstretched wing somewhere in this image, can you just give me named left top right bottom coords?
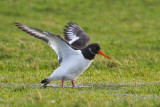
left=64, top=22, right=90, bottom=50
left=15, top=23, right=78, bottom=65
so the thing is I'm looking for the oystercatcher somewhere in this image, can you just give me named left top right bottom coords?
left=15, top=22, right=111, bottom=88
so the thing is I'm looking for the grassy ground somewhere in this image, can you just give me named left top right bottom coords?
left=0, top=0, right=160, bottom=106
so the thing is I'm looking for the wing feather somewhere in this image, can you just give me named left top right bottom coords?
left=64, top=22, right=90, bottom=49
left=15, top=23, right=78, bottom=65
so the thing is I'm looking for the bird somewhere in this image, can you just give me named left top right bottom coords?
left=15, top=22, right=111, bottom=88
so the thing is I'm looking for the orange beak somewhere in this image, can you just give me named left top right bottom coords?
left=98, top=50, right=111, bottom=60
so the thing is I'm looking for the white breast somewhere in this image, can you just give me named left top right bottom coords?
left=48, top=51, right=93, bottom=81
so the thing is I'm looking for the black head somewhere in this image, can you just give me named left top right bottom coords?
left=81, top=43, right=111, bottom=60
left=81, top=43, right=100, bottom=60
left=87, top=43, right=101, bottom=54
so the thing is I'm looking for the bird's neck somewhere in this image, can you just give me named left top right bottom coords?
left=81, top=48, right=95, bottom=60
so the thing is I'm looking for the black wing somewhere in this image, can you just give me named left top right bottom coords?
left=64, top=22, right=90, bottom=50
left=15, top=23, right=78, bottom=65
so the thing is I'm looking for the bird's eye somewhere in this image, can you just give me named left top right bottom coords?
left=93, top=47, right=96, bottom=49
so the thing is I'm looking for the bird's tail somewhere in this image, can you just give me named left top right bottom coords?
left=41, top=78, right=50, bottom=85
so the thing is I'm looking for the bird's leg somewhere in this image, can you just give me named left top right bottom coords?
left=71, top=80, right=74, bottom=88
left=62, top=77, right=65, bottom=88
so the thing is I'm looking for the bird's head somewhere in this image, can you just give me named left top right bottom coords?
left=82, top=43, right=111, bottom=60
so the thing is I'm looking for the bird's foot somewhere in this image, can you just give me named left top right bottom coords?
left=71, top=80, right=74, bottom=88
left=62, top=77, right=65, bottom=88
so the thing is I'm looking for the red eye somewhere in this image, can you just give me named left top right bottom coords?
left=94, top=47, right=96, bottom=49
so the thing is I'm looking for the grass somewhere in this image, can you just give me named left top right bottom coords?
left=0, top=0, right=160, bottom=106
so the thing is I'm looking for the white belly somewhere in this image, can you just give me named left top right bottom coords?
left=49, top=53, right=93, bottom=81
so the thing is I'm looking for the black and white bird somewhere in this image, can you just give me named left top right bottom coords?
left=15, top=22, right=111, bottom=88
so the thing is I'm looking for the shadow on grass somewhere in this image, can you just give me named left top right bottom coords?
left=0, top=82, right=159, bottom=91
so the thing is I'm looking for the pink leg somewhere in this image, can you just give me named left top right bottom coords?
left=71, top=80, right=74, bottom=88
left=62, top=77, right=65, bottom=88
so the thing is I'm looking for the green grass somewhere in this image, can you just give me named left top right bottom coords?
left=0, top=0, right=160, bottom=106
